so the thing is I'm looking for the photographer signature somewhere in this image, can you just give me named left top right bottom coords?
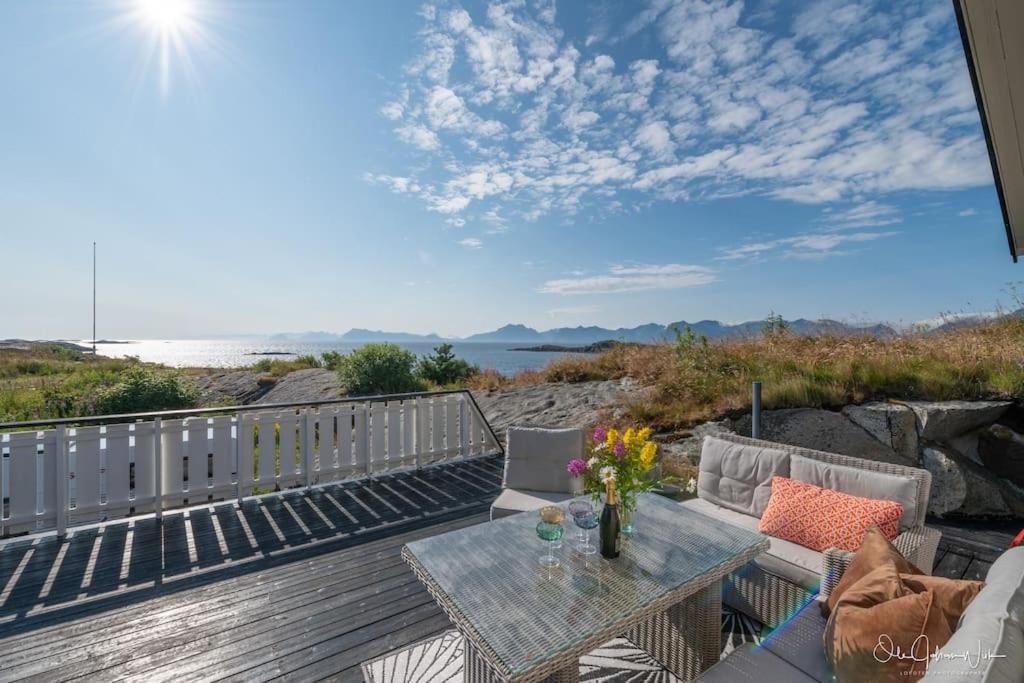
left=873, top=635, right=1006, bottom=669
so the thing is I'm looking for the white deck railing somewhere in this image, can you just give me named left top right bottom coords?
left=0, top=390, right=502, bottom=538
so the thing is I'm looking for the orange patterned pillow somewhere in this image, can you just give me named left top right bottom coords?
left=759, top=476, right=903, bottom=552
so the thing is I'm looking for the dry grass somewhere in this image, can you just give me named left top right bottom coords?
left=490, top=318, right=1024, bottom=431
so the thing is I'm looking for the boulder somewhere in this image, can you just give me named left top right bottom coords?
left=842, top=402, right=919, bottom=462
left=978, top=424, right=1024, bottom=487
left=471, top=378, right=646, bottom=438
left=947, top=429, right=983, bottom=465
left=731, top=408, right=911, bottom=466
left=903, top=400, right=1011, bottom=441
left=921, top=447, right=968, bottom=516
left=921, top=445, right=1024, bottom=518
left=659, top=420, right=735, bottom=466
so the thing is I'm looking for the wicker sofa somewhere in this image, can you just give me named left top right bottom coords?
left=681, top=433, right=942, bottom=627
left=697, top=546, right=1024, bottom=682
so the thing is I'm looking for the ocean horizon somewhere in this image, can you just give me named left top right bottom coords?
left=77, top=339, right=579, bottom=375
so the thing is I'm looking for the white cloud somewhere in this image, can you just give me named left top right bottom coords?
left=395, top=124, right=440, bottom=151
left=370, top=0, right=989, bottom=224
left=821, top=201, right=901, bottom=229
left=539, top=263, right=715, bottom=295
left=959, top=208, right=977, bottom=217
left=718, top=230, right=898, bottom=261
left=458, top=237, right=483, bottom=249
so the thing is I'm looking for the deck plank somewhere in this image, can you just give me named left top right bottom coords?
left=0, top=456, right=502, bottom=682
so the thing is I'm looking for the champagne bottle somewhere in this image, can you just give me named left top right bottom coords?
left=600, top=478, right=621, bottom=559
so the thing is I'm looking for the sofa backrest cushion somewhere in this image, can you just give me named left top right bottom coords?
left=922, top=548, right=1024, bottom=682
left=791, top=455, right=920, bottom=529
left=503, top=427, right=583, bottom=493
left=698, top=435, right=790, bottom=517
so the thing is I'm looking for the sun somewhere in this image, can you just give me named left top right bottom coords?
left=135, top=0, right=194, bottom=33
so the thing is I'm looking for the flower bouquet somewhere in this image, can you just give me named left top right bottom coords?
left=566, top=426, right=670, bottom=532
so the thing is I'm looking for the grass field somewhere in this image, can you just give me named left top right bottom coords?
left=472, top=317, right=1024, bottom=430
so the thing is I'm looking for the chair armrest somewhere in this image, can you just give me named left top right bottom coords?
left=819, top=526, right=943, bottom=599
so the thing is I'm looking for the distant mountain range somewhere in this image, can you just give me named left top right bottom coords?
left=268, top=318, right=899, bottom=345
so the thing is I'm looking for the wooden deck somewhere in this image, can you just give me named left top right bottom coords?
left=0, top=454, right=1019, bottom=682
left=0, top=455, right=504, bottom=682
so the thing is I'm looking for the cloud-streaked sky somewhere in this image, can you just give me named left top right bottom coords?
left=0, top=0, right=1017, bottom=339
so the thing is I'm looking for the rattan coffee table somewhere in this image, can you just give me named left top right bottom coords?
left=402, top=492, right=768, bottom=683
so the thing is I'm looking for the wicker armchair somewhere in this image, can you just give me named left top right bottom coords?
left=698, top=433, right=942, bottom=628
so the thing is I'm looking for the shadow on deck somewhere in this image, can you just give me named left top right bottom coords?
left=0, top=455, right=502, bottom=639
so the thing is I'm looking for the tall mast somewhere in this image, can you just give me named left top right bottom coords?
left=92, top=241, right=96, bottom=355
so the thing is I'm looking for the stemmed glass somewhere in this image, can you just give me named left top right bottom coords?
left=539, top=505, right=565, bottom=550
left=567, top=500, right=595, bottom=550
left=536, top=521, right=564, bottom=568
left=573, top=509, right=599, bottom=555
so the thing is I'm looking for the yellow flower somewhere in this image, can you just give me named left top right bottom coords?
left=606, top=428, right=619, bottom=448
left=640, top=441, right=657, bottom=470
left=623, top=427, right=637, bottom=448
left=637, top=427, right=652, bottom=442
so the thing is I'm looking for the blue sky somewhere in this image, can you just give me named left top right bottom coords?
left=0, top=0, right=1018, bottom=339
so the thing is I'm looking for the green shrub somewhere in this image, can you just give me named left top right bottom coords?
left=321, top=350, right=343, bottom=370
left=335, top=343, right=425, bottom=396
left=93, top=367, right=198, bottom=415
left=417, top=343, right=478, bottom=386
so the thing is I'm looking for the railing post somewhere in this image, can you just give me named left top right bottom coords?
left=154, top=418, right=163, bottom=521
left=363, top=404, right=372, bottom=479
left=303, top=409, right=314, bottom=489
left=459, top=398, right=468, bottom=460
left=751, top=381, right=762, bottom=439
left=55, top=425, right=68, bottom=539
left=234, top=414, right=243, bottom=505
left=413, top=399, right=421, bottom=471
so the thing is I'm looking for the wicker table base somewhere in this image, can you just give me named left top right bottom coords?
left=462, top=580, right=723, bottom=683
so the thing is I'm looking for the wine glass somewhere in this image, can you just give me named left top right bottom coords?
left=536, top=521, right=564, bottom=568
left=573, top=510, right=599, bottom=555
left=567, top=500, right=593, bottom=548
left=539, top=505, right=566, bottom=550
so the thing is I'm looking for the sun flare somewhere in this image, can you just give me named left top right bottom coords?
left=136, top=0, right=194, bottom=33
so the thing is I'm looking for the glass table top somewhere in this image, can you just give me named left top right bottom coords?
left=404, top=492, right=768, bottom=677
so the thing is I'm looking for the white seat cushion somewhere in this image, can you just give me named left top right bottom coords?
left=698, top=435, right=790, bottom=517
left=490, top=488, right=573, bottom=520
left=924, top=547, right=1024, bottom=682
left=682, top=498, right=822, bottom=591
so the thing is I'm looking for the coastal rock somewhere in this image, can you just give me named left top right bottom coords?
left=730, top=408, right=911, bottom=465
left=471, top=378, right=646, bottom=439
left=191, top=370, right=268, bottom=405
left=922, top=445, right=1024, bottom=518
left=904, top=400, right=1011, bottom=441
left=255, top=368, right=343, bottom=405
left=948, top=430, right=983, bottom=465
left=978, top=424, right=1024, bottom=487
left=841, top=402, right=919, bottom=462
left=921, top=447, right=968, bottom=516
left=659, top=421, right=735, bottom=466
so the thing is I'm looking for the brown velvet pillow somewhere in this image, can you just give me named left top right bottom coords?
left=825, top=589, right=952, bottom=682
left=899, top=574, right=984, bottom=633
left=824, top=525, right=923, bottom=617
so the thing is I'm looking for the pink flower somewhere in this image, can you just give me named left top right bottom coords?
left=567, top=458, right=588, bottom=477
left=613, top=442, right=626, bottom=458
left=593, top=427, right=607, bottom=444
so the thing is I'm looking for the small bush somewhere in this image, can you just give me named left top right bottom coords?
left=417, top=343, right=478, bottom=386
left=250, top=355, right=321, bottom=377
left=321, top=350, right=344, bottom=370
left=93, top=367, right=198, bottom=415
left=335, top=343, right=425, bottom=396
